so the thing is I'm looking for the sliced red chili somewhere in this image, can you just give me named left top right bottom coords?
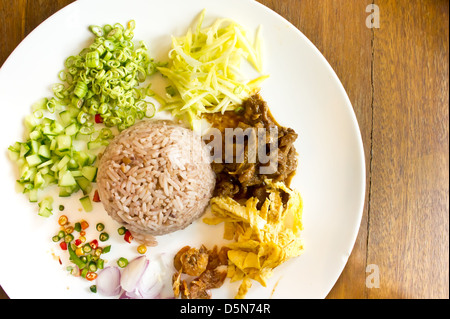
left=93, top=190, right=101, bottom=202
left=85, top=272, right=98, bottom=281
left=80, top=220, right=89, bottom=230
left=74, top=239, right=82, bottom=247
left=94, top=114, right=103, bottom=123
left=59, top=242, right=68, bottom=250
left=90, top=239, right=99, bottom=250
left=124, top=230, right=133, bottom=243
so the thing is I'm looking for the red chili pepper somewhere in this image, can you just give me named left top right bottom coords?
left=93, top=190, right=101, bottom=202
left=85, top=272, right=98, bottom=281
left=74, top=238, right=82, bottom=247
left=59, top=242, right=67, bottom=250
left=95, top=114, right=103, bottom=123
left=90, top=239, right=99, bottom=250
left=124, top=230, right=133, bottom=243
left=80, top=220, right=89, bottom=230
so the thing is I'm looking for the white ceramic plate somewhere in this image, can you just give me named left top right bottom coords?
left=0, top=0, right=365, bottom=299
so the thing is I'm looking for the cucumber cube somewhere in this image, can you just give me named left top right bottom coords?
left=56, top=135, right=72, bottom=151
left=26, top=154, right=42, bottom=167
left=38, top=144, right=51, bottom=159
left=58, top=170, right=77, bottom=187
left=79, top=196, right=93, bottom=212
left=81, top=166, right=97, bottom=182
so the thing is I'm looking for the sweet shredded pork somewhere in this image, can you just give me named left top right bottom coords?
left=172, top=245, right=229, bottom=299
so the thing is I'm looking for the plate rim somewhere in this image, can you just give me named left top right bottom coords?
left=0, top=0, right=366, bottom=299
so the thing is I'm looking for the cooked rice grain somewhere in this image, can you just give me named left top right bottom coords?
left=96, top=120, right=215, bottom=246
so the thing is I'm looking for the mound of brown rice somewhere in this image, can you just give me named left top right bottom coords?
left=96, top=120, right=215, bottom=246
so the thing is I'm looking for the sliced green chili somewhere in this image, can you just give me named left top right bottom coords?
left=117, top=226, right=127, bottom=235
left=99, top=232, right=109, bottom=242
left=117, top=257, right=128, bottom=268
left=96, top=223, right=105, bottom=232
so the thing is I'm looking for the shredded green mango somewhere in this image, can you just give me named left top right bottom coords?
left=158, top=10, right=269, bottom=130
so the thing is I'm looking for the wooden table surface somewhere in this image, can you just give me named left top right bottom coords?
left=0, top=0, right=448, bottom=299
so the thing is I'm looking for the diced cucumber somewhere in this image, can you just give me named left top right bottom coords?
left=20, top=166, right=37, bottom=182
left=87, top=141, right=104, bottom=150
left=22, top=182, right=33, bottom=191
left=79, top=195, right=93, bottom=212
left=37, top=159, right=53, bottom=169
left=81, top=166, right=97, bottom=182
left=29, top=130, right=42, bottom=141
left=49, top=138, right=57, bottom=151
left=24, top=115, right=38, bottom=131
left=38, top=207, right=52, bottom=217
left=39, top=166, right=50, bottom=176
left=42, top=125, right=56, bottom=136
left=31, top=97, right=48, bottom=112
left=25, top=154, right=42, bottom=167
left=41, top=118, right=53, bottom=126
left=58, top=170, right=77, bottom=187
left=52, top=121, right=65, bottom=135
left=73, top=151, right=89, bottom=167
left=56, top=155, right=71, bottom=171
left=59, top=110, right=75, bottom=127
left=87, top=153, right=97, bottom=165
left=59, top=185, right=80, bottom=197
left=56, top=135, right=72, bottom=151
left=9, top=142, right=21, bottom=152
left=19, top=143, right=30, bottom=158
left=38, top=196, right=53, bottom=217
left=75, top=176, right=92, bottom=195
left=70, top=170, right=82, bottom=177
left=67, top=158, right=79, bottom=170
left=28, top=188, right=38, bottom=203
left=7, top=149, right=19, bottom=161
left=34, top=172, right=45, bottom=189
left=42, top=174, right=57, bottom=187
left=30, top=140, right=40, bottom=154
left=65, top=122, right=79, bottom=136
left=38, top=144, right=51, bottom=159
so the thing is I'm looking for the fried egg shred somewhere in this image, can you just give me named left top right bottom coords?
left=204, top=179, right=304, bottom=298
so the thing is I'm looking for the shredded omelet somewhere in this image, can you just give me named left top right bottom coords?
left=203, top=179, right=304, bottom=298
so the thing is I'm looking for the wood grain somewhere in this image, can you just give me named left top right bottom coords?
left=368, top=0, right=449, bottom=298
left=0, top=0, right=448, bottom=299
left=0, top=0, right=27, bottom=67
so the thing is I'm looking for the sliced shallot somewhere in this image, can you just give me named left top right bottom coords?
left=120, top=255, right=149, bottom=293
left=96, top=267, right=121, bottom=296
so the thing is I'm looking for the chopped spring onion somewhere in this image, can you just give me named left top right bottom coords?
left=158, top=9, right=269, bottom=130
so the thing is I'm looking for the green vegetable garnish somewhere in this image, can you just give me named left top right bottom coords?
left=8, top=20, right=160, bottom=213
